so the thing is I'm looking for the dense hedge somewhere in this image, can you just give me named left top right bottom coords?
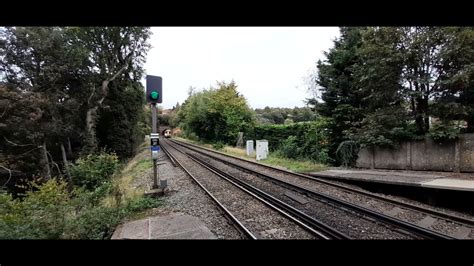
left=251, top=120, right=331, bottom=163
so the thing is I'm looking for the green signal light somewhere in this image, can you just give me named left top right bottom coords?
left=150, top=91, right=159, bottom=100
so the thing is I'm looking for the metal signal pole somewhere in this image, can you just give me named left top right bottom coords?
left=151, top=103, right=158, bottom=189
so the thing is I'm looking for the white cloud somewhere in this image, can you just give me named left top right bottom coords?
left=143, top=27, right=340, bottom=109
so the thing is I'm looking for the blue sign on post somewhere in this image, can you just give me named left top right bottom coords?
left=151, top=146, right=160, bottom=151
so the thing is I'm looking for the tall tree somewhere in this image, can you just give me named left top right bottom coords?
left=349, top=27, right=409, bottom=146
left=396, top=27, right=447, bottom=134
left=311, top=27, right=366, bottom=162
left=0, top=27, right=151, bottom=192
left=358, top=27, right=474, bottom=135
left=71, top=27, right=151, bottom=152
left=176, top=81, right=255, bottom=144
left=309, top=26, right=474, bottom=163
left=0, top=27, right=84, bottom=181
left=95, top=79, right=147, bottom=158
left=433, top=27, right=474, bottom=132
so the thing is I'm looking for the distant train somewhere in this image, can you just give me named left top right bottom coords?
left=163, top=129, right=171, bottom=138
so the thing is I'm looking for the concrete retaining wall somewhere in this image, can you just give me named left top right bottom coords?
left=374, top=142, right=409, bottom=170
left=460, top=134, right=474, bottom=172
left=356, top=134, right=474, bottom=173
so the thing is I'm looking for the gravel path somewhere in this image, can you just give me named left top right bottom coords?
left=133, top=147, right=242, bottom=239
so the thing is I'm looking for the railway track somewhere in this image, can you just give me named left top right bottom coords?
left=164, top=139, right=415, bottom=239
left=168, top=138, right=472, bottom=239
left=161, top=143, right=178, bottom=167
left=160, top=141, right=347, bottom=239
left=160, top=143, right=255, bottom=239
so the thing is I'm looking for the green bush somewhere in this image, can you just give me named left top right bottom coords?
left=276, top=134, right=330, bottom=164
left=259, top=120, right=331, bottom=164
left=301, top=123, right=331, bottom=164
left=64, top=205, right=126, bottom=239
left=70, top=151, right=119, bottom=190
left=0, top=178, right=163, bottom=239
left=0, top=179, right=72, bottom=239
left=336, top=140, right=360, bottom=167
left=185, top=132, right=200, bottom=142
left=428, top=123, right=460, bottom=142
left=70, top=182, right=113, bottom=210
left=176, top=81, right=256, bottom=145
left=350, top=110, right=420, bottom=149
left=0, top=147, right=161, bottom=239
left=212, top=142, right=225, bottom=150
left=65, top=196, right=162, bottom=239
left=277, top=136, right=301, bottom=159
left=124, top=196, right=162, bottom=213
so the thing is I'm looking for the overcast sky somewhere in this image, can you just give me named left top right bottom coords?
left=143, top=27, right=340, bottom=109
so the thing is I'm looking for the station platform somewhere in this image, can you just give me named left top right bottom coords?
left=306, top=169, right=474, bottom=192
left=112, top=213, right=217, bottom=239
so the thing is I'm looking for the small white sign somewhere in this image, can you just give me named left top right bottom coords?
left=256, top=140, right=268, bottom=161
left=246, top=140, right=254, bottom=156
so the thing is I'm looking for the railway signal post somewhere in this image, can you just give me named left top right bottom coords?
left=146, top=75, right=167, bottom=191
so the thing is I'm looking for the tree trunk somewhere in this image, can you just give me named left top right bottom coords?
left=67, top=137, right=73, bottom=157
left=60, top=143, right=72, bottom=183
left=413, top=81, right=425, bottom=134
left=422, top=97, right=430, bottom=132
left=421, top=83, right=430, bottom=132
left=85, top=63, right=129, bottom=152
left=85, top=106, right=99, bottom=152
left=86, top=106, right=99, bottom=139
left=415, top=95, right=430, bottom=134
left=424, top=116, right=430, bottom=132
left=42, top=142, right=51, bottom=180
left=414, top=101, right=425, bottom=134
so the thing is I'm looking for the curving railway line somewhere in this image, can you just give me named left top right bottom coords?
left=160, top=140, right=347, bottom=239
left=162, top=138, right=474, bottom=239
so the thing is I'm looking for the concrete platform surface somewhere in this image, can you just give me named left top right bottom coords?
left=112, top=213, right=217, bottom=239
left=422, top=178, right=474, bottom=192
left=308, top=169, right=474, bottom=192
